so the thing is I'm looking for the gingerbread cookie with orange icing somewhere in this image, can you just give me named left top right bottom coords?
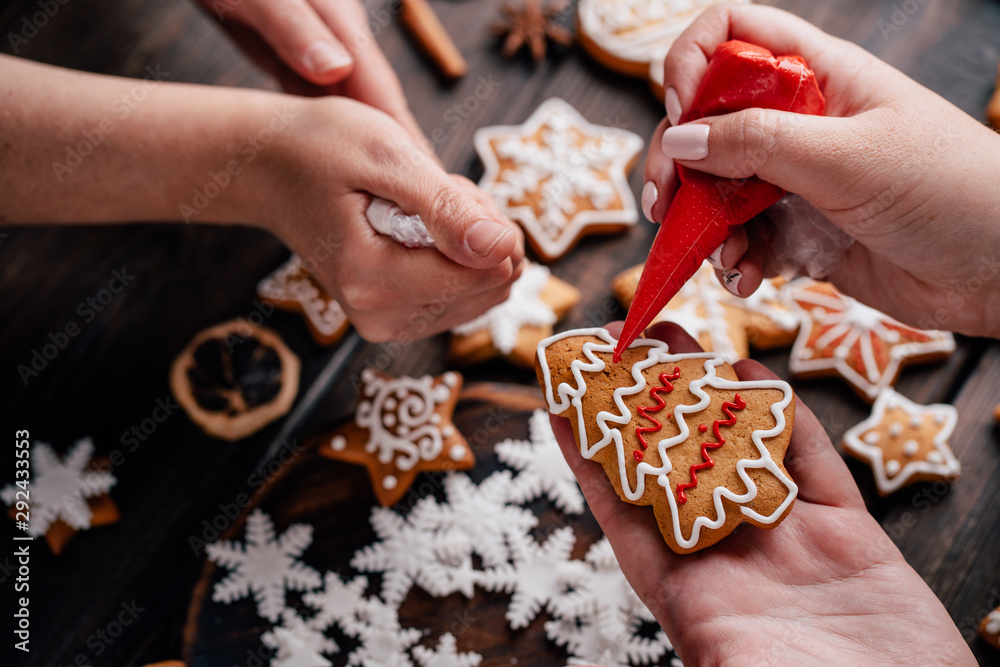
left=319, top=368, right=474, bottom=506
left=535, top=327, right=796, bottom=554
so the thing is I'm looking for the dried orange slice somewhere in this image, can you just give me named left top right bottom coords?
left=170, top=320, right=300, bottom=441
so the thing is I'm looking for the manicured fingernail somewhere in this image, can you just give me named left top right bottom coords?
left=661, top=123, right=710, bottom=160
left=305, top=40, right=352, bottom=73
left=722, top=269, right=742, bottom=295
left=707, top=242, right=725, bottom=269
left=666, top=86, right=682, bottom=126
left=466, top=219, right=510, bottom=257
left=641, top=181, right=658, bottom=223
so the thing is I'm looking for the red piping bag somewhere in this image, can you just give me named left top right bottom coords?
left=613, top=40, right=825, bottom=362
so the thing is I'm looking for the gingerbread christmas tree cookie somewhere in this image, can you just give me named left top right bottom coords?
left=2, top=438, right=119, bottom=554
left=842, top=388, right=960, bottom=496
left=535, top=327, right=796, bottom=554
left=785, top=279, right=955, bottom=402
left=257, top=255, right=350, bottom=346
left=450, top=263, right=580, bottom=367
left=319, top=369, right=474, bottom=506
left=475, top=98, right=643, bottom=262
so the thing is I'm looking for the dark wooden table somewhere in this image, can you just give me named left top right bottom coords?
left=2, top=0, right=999, bottom=665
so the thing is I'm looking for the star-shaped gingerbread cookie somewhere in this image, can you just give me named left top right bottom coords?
left=842, top=387, right=960, bottom=495
left=319, top=369, right=474, bottom=506
left=450, top=262, right=580, bottom=367
left=475, top=98, right=643, bottom=262
left=785, top=279, right=955, bottom=401
left=981, top=606, right=1000, bottom=650
left=258, top=255, right=350, bottom=346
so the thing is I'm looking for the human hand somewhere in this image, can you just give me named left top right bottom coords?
left=196, top=0, right=427, bottom=145
left=252, top=95, right=524, bottom=342
left=551, top=321, right=975, bottom=665
left=643, top=4, right=1000, bottom=337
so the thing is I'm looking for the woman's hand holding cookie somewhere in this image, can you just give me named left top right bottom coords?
left=550, top=321, right=975, bottom=666
left=254, top=95, right=524, bottom=343
left=645, top=4, right=1000, bottom=338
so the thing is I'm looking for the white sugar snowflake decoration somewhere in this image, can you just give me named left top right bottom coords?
left=205, top=508, right=322, bottom=622
left=546, top=603, right=671, bottom=667
left=451, top=263, right=557, bottom=355
left=344, top=596, right=423, bottom=667
left=302, top=571, right=370, bottom=632
left=261, top=608, right=338, bottom=667
left=496, top=409, right=585, bottom=514
left=1, top=438, right=115, bottom=537
left=412, top=632, right=482, bottom=667
left=480, top=526, right=589, bottom=629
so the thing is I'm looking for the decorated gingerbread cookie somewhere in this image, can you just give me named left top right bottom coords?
left=613, top=261, right=750, bottom=363
left=578, top=0, right=748, bottom=98
left=450, top=262, right=580, bottom=367
left=257, top=255, right=350, bottom=346
left=2, top=438, right=119, bottom=554
left=842, top=388, right=960, bottom=496
left=475, top=98, right=643, bottom=262
left=785, top=279, right=955, bottom=402
left=722, top=275, right=800, bottom=349
left=319, top=368, right=475, bottom=506
left=981, top=606, right=1000, bottom=650
left=535, top=327, right=796, bottom=554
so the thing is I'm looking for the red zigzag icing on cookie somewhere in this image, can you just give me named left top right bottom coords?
left=676, top=394, right=747, bottom=504
left=634, top=368, right=681, bottom=463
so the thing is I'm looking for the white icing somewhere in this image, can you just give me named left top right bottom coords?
left=330, top=435, right=347, bottom=451
left=536, top=327, right=796, bottom=549
left=786, top=279, right=955, bottom=401
left=652, top=263, right=742, bottom=363
left=475, top=98, right=643, bottom=259
left=722, top=276, right=800, bottom=333
left=452, top=263, right=557, bottom=355
left=383, top=475, right=398, bottom=490
left=442, top=425, right=456, bottom=437
left=863, top=432, right=880, bottom=445
left=0, top=438, right=116, bottom=537
left=356, top=369, right=454, bottom=472
left=909, top=415, right=922, bottom=428
left=903, top=440, right=919, bottom=456
left=449, top=444, right=468, bottom=462
left=842, top=387, right=960, bottom=494
left=986, top=610, right=1000, bottom=636
left=257, top=255, right=348, bottom=338
left=889, top=423, right=903, bottom=438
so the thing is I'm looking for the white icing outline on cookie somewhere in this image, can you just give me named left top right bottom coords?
left=257, top=255, right=349, bottom=338
left=842, top=387, right=959, bottom=494
left=474, top=98, right=643, bottom=261
left=537, top=327, right=796, bottom=549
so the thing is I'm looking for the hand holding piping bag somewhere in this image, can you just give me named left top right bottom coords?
left=614, top=39, right=825, bottom=362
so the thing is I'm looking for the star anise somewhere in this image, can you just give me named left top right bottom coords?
left=493, top=0, right=573, bottom=64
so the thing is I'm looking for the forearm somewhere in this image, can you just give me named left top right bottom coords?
left=0, top=53, right=291, bottom=226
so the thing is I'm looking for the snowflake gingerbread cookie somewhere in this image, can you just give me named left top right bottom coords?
left=613, top=261, right=750, bottom=363
left=2, top=438, right=118, bottom=554
left=450, top=263, right=580, bottom=367
left=785, top=279, right=956, bottom=402
left=842, top=388, right=960, bottom=495
left=535, top=327, right=797, bottom=554
left=578, top=0, right=748, bottom=98
left=475, top=98, right=643, bottom=262
left=319, top=369, right=475, bottom=506
left=257, top=255, right=350, bottom=346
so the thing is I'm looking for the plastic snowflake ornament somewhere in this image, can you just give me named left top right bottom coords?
left=480, top=526, right=589, bottom=629
left=496, top=409, right=585, bottom=514
left=261, top=608, right=338, bottom=667
left=205, top=508, right=322, bottom=622
left=1, top=438, right=116, bottom=538
left=412, top=633, right=482, bottom=667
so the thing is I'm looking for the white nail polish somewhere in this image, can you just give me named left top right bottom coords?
left=723, top=269, right=742, bottom=295
left=666, top=86, right=682, bottom=127
left=661, top=123, right=710, bottom=161
left=641, top=181, right=658, bottom=223
left=707, top=242, right=725, bottom=269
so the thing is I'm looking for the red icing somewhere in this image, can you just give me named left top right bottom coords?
left=635, top=368, right=682, bottom=459
left=698, top=424, right=707, bottom=432
left=613, top=40, right=825, bottom=363
left=676, top=394, right=747, bottom=504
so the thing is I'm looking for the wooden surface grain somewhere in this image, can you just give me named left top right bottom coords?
left=1, top=0, right=999, bottom=664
